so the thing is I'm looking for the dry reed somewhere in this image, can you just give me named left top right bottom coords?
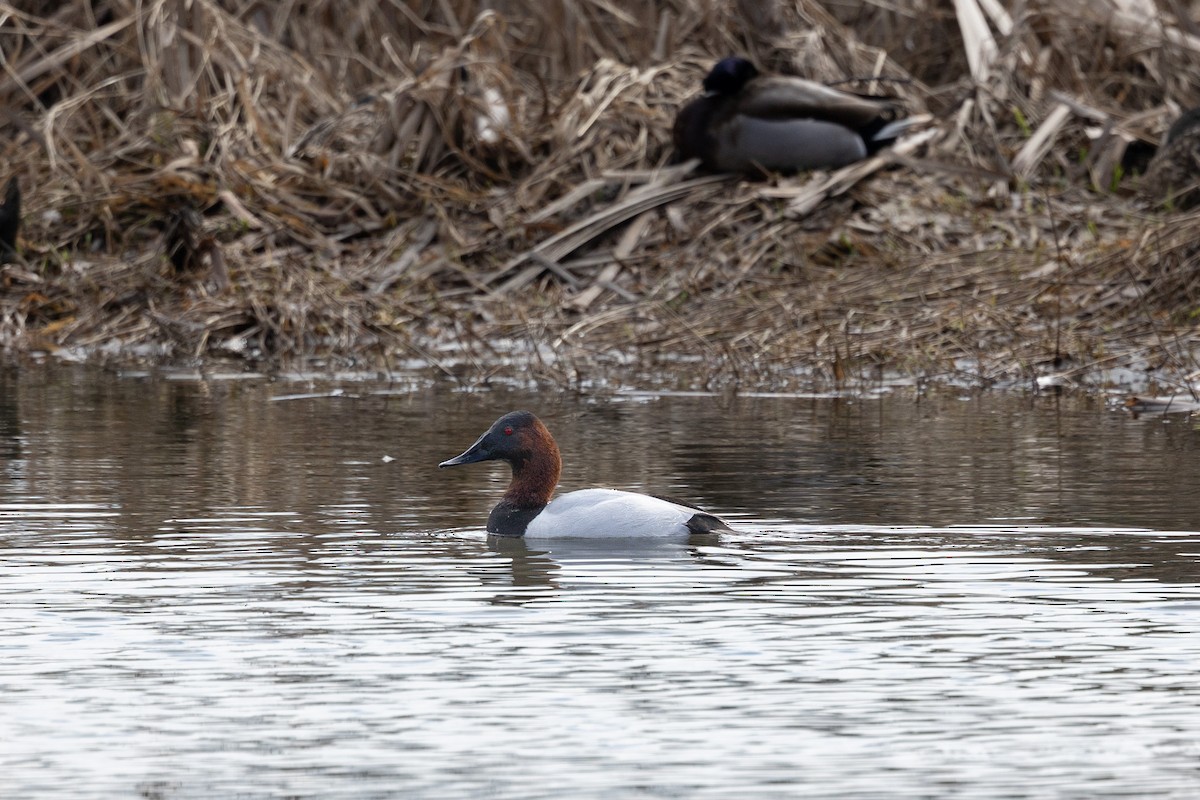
left=1, top=0, right=1200, bottom=392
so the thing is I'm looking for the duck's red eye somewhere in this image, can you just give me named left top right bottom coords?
left=503, top=426, right=513, bottom=436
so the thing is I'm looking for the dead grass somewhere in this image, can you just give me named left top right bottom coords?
left=1, top=0, right=1200, bottom=392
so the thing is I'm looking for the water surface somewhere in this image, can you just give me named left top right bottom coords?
left=2, top=370, right=1198, bottom=797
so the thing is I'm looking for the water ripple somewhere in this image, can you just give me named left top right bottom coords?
left=3, top=382, right=1200, bottom=797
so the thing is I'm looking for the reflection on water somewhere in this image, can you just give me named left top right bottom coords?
left=1, top=368, right=1199, bottom=797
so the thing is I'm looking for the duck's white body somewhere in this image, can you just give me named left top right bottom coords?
left=523, top=488, right=703, bottom=539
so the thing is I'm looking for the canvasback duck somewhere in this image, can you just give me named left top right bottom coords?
left=673, top=56, right=921, bottom=175
left=439, top=410, right=732, bottom=538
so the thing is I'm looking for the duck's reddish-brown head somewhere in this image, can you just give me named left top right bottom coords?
left=438, top=410, right=561, bottom=508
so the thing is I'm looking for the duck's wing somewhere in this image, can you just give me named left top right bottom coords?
left=735, top=76, right=899, bottom=129
left=672, top=94, right=717, bottom=161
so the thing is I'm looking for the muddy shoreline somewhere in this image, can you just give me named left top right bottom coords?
left=2, top=2, right=1199, bottom=395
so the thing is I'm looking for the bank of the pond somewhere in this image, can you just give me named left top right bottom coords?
left=2, top=1, right=1199, bottom=393
left=5, top=168, right=1198, bottom=395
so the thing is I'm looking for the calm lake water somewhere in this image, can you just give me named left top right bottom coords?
left=2, top=368, right=1199, bottom=798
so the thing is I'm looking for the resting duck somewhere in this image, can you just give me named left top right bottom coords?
left=673, top=56, right=918, bottom=175
left=439, top=410, right=732, bottom=538
left=1142, top=107, right=1200, bottom=210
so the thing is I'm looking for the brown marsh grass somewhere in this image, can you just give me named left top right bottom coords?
left=2, top=0, right=1200, bottom=392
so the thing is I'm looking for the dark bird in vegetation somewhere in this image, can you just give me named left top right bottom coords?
left=673, top=57, right=921, bottom=176
left=1142, top=106, right=1200, bottom=210
left=163, top=206, right=205, bottom=274
left=162, top=203, right=229, bottom=290
left=0, top=177, right=20, bottom=259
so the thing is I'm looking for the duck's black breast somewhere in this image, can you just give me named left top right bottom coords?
left=486, top=499, right=544, bottom=537
left=673, top=93, right=724, bottom=167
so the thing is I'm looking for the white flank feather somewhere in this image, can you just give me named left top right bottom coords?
left=523, top=488, right=702, bottom=538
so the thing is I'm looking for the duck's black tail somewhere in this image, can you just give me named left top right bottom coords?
left=685, top=512, right=734, bottom=534
left=652, top=491, right=735, bottom=534
left=865, top=115, right=929, bottom=153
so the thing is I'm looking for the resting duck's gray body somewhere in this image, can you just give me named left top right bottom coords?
left=673, top=57, right=916, bottom=175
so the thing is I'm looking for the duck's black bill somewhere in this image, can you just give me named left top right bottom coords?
left=438, top=438, right=492, bottom=468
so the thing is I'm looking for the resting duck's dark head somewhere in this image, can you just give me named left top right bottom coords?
left=673, top=56, right=919, bottom=177
left=702, top=57, right=759, bottom=95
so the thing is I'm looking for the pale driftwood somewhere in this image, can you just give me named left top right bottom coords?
left=1012, top=103, right=1073, bottom=180
left=1104, top=3, right=1200, bottom=54
left=524, top=178, right=613, bottom=225
left=570, top=210, right=654, bottom=310
left=975, top=0, right=1014, bottom=35
left=952, top=0, right=999, bottom=83
left=0, top=17, right=134, bottom=95
left=370, top=217, right=439, bottom=294
left=489, top=166, right=727, bottom=292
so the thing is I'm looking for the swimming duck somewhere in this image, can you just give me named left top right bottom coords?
left=673, top=56, right=918, bottom=175
left=439, top=410, right=732, bottom=538
left=1142, top=106, right=1200, bottom=209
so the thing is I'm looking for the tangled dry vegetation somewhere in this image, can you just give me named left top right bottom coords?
left=2, top=0, right=1200, bottom=392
